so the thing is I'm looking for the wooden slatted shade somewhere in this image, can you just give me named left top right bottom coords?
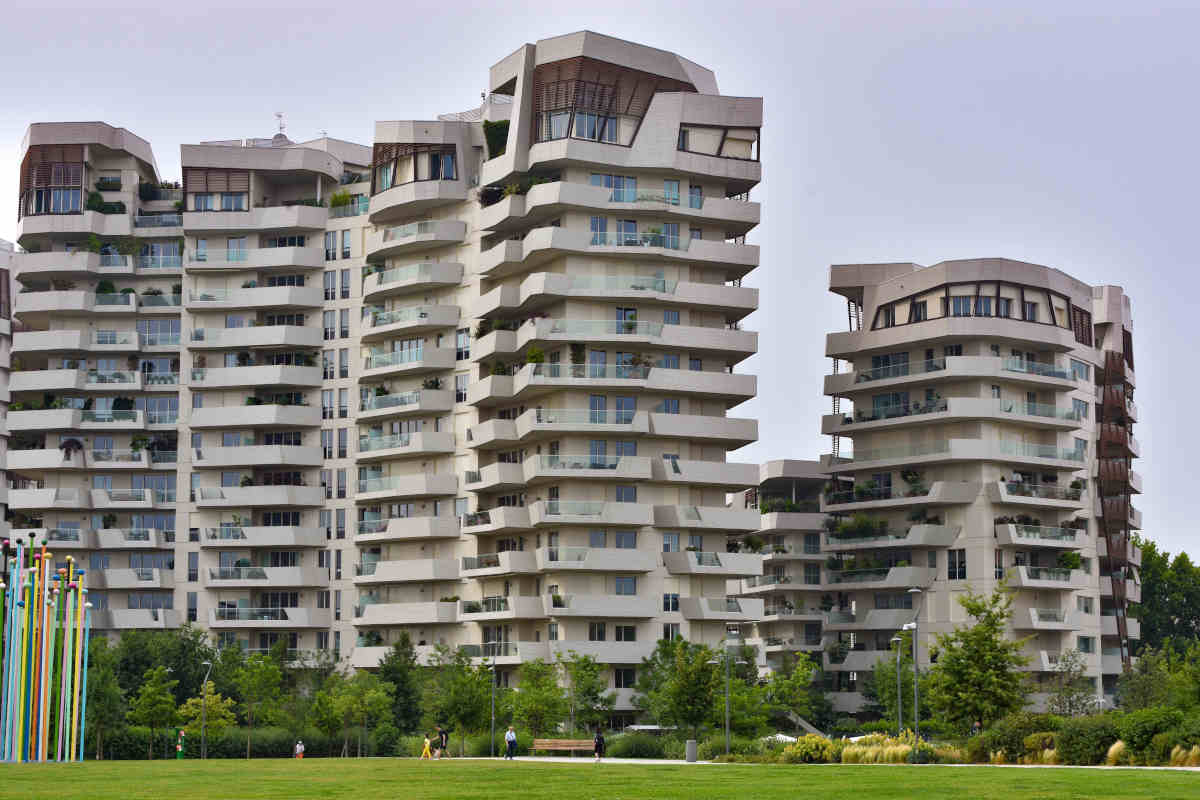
left=184, top=169, right=248, bottom=192
left=371, top=143, right=453, bottom=168
left=1070, top=306, right=1093, bottom=346
left=19, top=145, right=84, bottom=193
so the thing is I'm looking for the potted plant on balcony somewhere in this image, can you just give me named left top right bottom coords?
left=236, top=352, right=251, bottom=367
left=59, top=438, right=84, bottom=458
left=1067, top=479, right=1084, bottom=500
left=142, top=287, right=163, bottom=296
left=96, top=279, right=116, bottom=295
left=130, top=434, right=150, bottom=453
left=101, top=513, right=117, bottom=530
left=524, top=345, right=545, bottom=365
left=374, top=385, right=388, bottom=397
left=569, top=343, right=585, bottom=365
left=474, top=319, right=493, bottom=339
left=551, top=593, right=565, bottom=608
left=422, top=377, right=442, bottom=390
left=240, top=476, right=254, bottom=487
left=1057, top=551, right=1082, bottom=571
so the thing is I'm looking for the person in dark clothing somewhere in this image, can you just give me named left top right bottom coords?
left=593, top=728, right=606, bottom=762
left=435, top=726, right=449, bottom=758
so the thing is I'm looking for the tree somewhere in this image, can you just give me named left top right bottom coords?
left=334, top=672, right=396, bottom=756
left=422, top=645, right=492, bottom=755
left=507, top=659, right=567, bottom=737
left=1132, top=536, right=1200, bottom=651
left=378, top=633, right=423, bottom=732
left=178, top=681, right=238, bottom=739
left=85, top=638, right=126, bottom=760
left=309, top=685, right=343, bottom=757
left=765, top=652, right=820, bottom=734
left=125, top=665, right=178, bottom=759
left=925, top=586, right=1032, bottom=729
left=714, top=675, right=771, bottom=737
left=1044, top=649, right=1099, bottom=717
left=234, top=654, right=283, bottom=758
left=1115, top=641, right=1200, bottom=712
left=558, top=651, right=615, bottom=733
left=633, top=639, right=718, bottom=739
left=864, top=631, right=933, bottom=730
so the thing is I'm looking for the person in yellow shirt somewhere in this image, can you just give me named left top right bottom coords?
left=420, top=734, right=433, bottom=760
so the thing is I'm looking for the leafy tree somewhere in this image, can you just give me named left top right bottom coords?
left=178, top=681, right=238, bottom=739
left=925, top=586, right=1031, bottom=729
left=209, top=645, right=248, bottom=711
left=113, top=627, right=215, bottom=705
left=1115, top=641, right=1200, bottom=712
left=308, top=685, right=342, bottom=757
left=765, top=652, right=821, bottom=734
left=234, top=654, right=283, bottom=758
left=865, top=631, right=933, bottom=730
left=1132, top=536, right=1200, bottom=651
left=378, top=633, right=423, bottom=732
left=507, top=659, right=567, bottom=737
left=634, top=639, right=718, bottom=738
left=1046, top=649, right=1099, bottom=717
left=558, top=651, right=615, bottom=733
left=714, top=674, right=770, bottom=737
left=125, top=665, right=177, bottom=759
left=85, top=638, right=126, bottom=760
left=334, top=671, right=396, bottom=756
left=422, top=645, right=493, bottom=755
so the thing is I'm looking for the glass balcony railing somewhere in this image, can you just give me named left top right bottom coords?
left=364, top=349, right=425, bottom=370
left=565, top=274, right=677, bottom=294
left=1002, top=357, right=1072, bottom=381
left=533, top=409, right=636, bottom=426
left=534, top=454, right=647, bottom=471
left=462, top=597, right=509, bottom=614
left=852, top=358, right=945, bottom=383
left=48, top=528, right=83, bottom=542
left=1034, top=609, right=1067, bottom=622
left=139, top=293, right=182, bottom=307
left=93, top=331, right=138, bottom=346
left=214, top=607, right=290, bottom=622
left=841, top=397, right=947, bottom=424
left=106, top=489, right=147, bottom=502
left=381, top=221, right=441, bottom=242
left=94, top=293, right=134, bottom=306
left=1001, top=481, right=1083, bottom=501
left=134, top=214, right=182, bottom=228
left=358, top=433, right=413, bottom=452
left=369, top=307, right=435, bottom=328
left=90, top=448, right=143, bottom=463
left=86, top=369, right=137, bottom=384
left=368, top=263, right=442, bottom=287
left=356, top=519, right=388, bottom=535
left=546, top=319, right=665, bottom=337
left=138, top=255, right=182, bottom=269
left=1020, top=567, right=1073, bottom=582
left=209, top=567, right=269, bottom=580
left=99, top=254, right=129, bottom=267
left=144, top=372, right=179, bottom=386
left=826, top=568, right=892, bottom=584
left=189, top=249, right=248, bottom=263
left=529, top=363, right=651, bottom=381
left=542, top=546, right=591, bottom=563
left=462, top=511, right=492, bottom=527
left=360, top=390, right=422, bottom=412
left=143, top=333, right=180, bottom=347
left=205, top=527, right=248, bottom=540
left=589, top=231, right=683, bottom=250
left=330, top=197, right=370, bottom=218
left=541, top=500, right=605, bottom=516
left=1011, top=525, right=1080, bottom=542
left=462, top=554, right=502, bottom=571
left=998, top=400, right=1082, bottom=421
left=847, top=441, right=951, bottom=462
left=81, top=410, right=139, bottom=423
left=997, top=440, right=1085, bottom=462
left=744, top=574, right=792, bottom=588
left=608, top=188, right=683, bottom=205
left=356, top=476, right=421, bottom=493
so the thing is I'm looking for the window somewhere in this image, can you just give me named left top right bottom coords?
left=995, top=549, right=1004, bottom=579
left=341, top=230, right=351, bottom=259
left=688, top=534, right=704, bottom=550
left=323, top=311, right=336, bottom=341
left=662, top=593, right=680, bottom=612
left=911, top=300, right=928, bottom=322
left=321, top=390, right=334, bottom=419
left=340, top=269, right=351, bottom=299
left=588, top=622, right=607, bottom=642
left=677, top=129, right=689, bottom=151
left=803, top=563, right=821, bottom=585
left=614, top=576, right=636, bottom=595
left=338, top=388, right=349, bottom=418
left=187, top=552, right=198, bottom=582
left=336, top=469, right=347, bottom=499
left=991, top=385, right=1001, bottom=399
left=662, top=623, right=681, bottom=641
left=1077, top=596, right=1094, bottom=614
left=689, top=357, right=702, bottom=371
left=455, top=373, right=468, bottom=403
left=879, top=305, right=896, bottom=327
left=547, top=622, right=558, bottom=641
left=324, top=231, right=337, bottom=260
left=338, top=428, right=348, bottom=459
left=339, top=309, right=350, bottom=339
left=322, top=350, right=334, bottom=379
left=574, top=113, right=618, bottom=143
left=660, top=354, right=680, bottom=369
left=944, top=344, right=963, bottom=357
left=187, top=592, right=197, bottom=622
left=661, top=533, right=680, bottom=553
left=950, top=296, right=972, bottom=317
left=194, top=193, right=213, bottom=211
left=659, top=397, right=680, bottom=414
left=220, top=192, right=245, bottom=211
left=948, top=549, right=967, bottom=580
left=997, top=297, right=1012, bottom=317
left=589, top=215, right=607, bottom=245
left=663, top=309, right=680, bottom=325
left=975, top=296, right=993, bottom=316
left=1070, top=359, right=1091, bottom=381
left=1073, top=398, right=1089, bottom=420
left=614, top=667, right=636, bottom=688
left=688, top=227, right=702, bottom=241
left=1077, top=636, right=1096, bottom=654
left=615, top=485, right=637, bottom=503
left=688, top=185, right=703, bottom=209
left=1023, top=301, right=1038, bottom=322
left=615, top=530, right=637, bottom=549
left=455, top=328, right=470, bottom=360
left=339, top=349, right=349, bottom=378
left=663, top=180, right=680, bottom=205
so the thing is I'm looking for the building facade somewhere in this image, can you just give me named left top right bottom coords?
left=6, top=31, right=764, bottom=719
left=809, top=258, right=1140, bottom=713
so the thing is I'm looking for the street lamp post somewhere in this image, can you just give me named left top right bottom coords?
left=200, top=660, right=213, bottom=759
left=890, top=636, right=902, bottom=737
left=907, top=587, right=924, bottom=745
left=708, top=635, right=748, bottom=757
left=489, top=661, right=497, bottom=758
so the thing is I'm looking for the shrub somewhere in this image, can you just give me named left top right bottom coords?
left=965, top=734, right=989, bottom=764
left=1117, top=707, right=1183, bottom=760
left=1022, top=731, right=1057, bottom=762
left=661, top=738, right=686, bottom=761
left=1173, top=715, right=1200, bottom=748
left=465, top=732, right=532, bottom=757
left=1169, top=744, right=1200, bottom=767
left=371, top=721, right=400, bottom=757
left=696, top=734, right=760, bottom=761
left=606, top=733, right=665, bottom=760
left=781, top=734, right=835, bottom=763
left=1148, top=731, right=1179, bottom=766
left=981, top=712, right=1064, bottom=763
left=933, top=744, right=966, bottom=764
left=396, top=735, right=425, bottom=757
left=1105, top=740, right=1131, bottom=766
left=1056, top=715, right=1121, bottom=765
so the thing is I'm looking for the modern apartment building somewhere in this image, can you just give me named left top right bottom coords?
left=808, top=258, right=1139, bottom=713
left=6, top=31, right=764, bottom=720
left=0, top=238, right=11, bottom=536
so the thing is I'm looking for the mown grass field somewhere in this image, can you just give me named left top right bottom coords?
left=1, top=758, right=1196, bottom=799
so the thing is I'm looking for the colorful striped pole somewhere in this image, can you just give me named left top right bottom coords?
left=0, top=538, right=92, bottom=761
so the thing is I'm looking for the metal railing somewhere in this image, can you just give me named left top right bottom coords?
left=209, top=566, right=269, bottom=580
left=330, top=197, right=370, bottom=218
left=134, top=213, right=182, bottom=227
left=533, top=408, right=636, bottom=425
left=541, top=501, right=605, bottom=517
left=360, top=390, right=422, bottom=411
left=364, top=349, right=425, bottom=369
left=214, top=607, right=290, bottom=621
left=547, top=319, right=665, bottom=337
left=529, top=363, right=651, bottom=381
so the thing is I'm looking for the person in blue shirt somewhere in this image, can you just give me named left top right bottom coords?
left=504, top=726, right=517, bottom=759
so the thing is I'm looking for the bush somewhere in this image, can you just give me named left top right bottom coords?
left=1105, top=740, right=1131, bottom=766
left=781, top=734, right=835, bottom=763
left=396, top=735, right=425, bottom=757
left=466, top=732, right=533, bottom=757
left=1148, top=732, right=1179, bottom=766
left=697, top=734, right=762, bottom=761
left=605, top=733, right=665, bottom=760
left=661, top=738, right=686, bottom=761
left=965, top=734, right=989, bottom=764
left=933, top=744, right=966, bottom=764
left=1170, top=744, right=1200, bottom=767
left=1021, top=731, right=1057, bottom=762
left=980, top=712, right=1064, bottom=763
left=840, top=732, right=932, bottom=764
left=371, top=722, right=399, bottom=757
left=1117, top=707, right=1183, bottom=760
left=1057, top=715, right=1121, bottom=765
left=1173, top=715, right=1200, bottom=748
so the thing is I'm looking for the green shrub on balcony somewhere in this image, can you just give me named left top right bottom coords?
left=482, top=119, right=509, bottom=159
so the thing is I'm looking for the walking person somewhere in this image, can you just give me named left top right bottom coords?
left=294, top=739, right=305, bottom=759
left=593, top=728, right=606, bottom=762
left=504, top=726, right=517, bottom=760
left=420, top=733, right=433, bottom=760
left=436, top=725, right=450, bottom=759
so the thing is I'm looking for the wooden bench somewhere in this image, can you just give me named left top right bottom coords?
left=531, top=738, right=594, bottom=754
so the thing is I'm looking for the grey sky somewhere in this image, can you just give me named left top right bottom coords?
left=1, top=1, right=1193, bottom=557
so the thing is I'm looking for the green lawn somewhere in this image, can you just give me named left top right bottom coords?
left=0, top=759, right=1195, bottom=799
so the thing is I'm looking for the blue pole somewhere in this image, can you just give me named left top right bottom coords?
left=77, top=603, right=91, bottom=762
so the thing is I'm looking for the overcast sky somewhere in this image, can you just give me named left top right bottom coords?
left=1, top=1, right=1194, bottom=557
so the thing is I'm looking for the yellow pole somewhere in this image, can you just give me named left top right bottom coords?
left=69, top=580, right=85, bottom=762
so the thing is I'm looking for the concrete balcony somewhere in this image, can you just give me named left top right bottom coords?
left=1102, top=652, right=1124, bottom=675
left=824, top=523, right=960, bottom=553
left=200, top=526, right=326, bottom=548
left=15, top=290, right=139, bottom=317
left=13, top=527, right=98, bottom=549
left=995, top=523, right=1083, bottom=549
left=193, top=485, right=325, bottom=508
left=460, top=506, right=531, bottom=536
left=465, top=462, right=526, bottom=493
left=535, top=547, right=657, bottom=573
left=360, top=347, right=455, bottom=380
left=95, top=528, right=176, bottom=549
left=353, top=558, right=459, bottom=585
left=986, top=480, right=1087, bottom=510
left=524, top=454, right=653, bottom=484
left=467, top=408, right=649, bottom=450
left=190, top=404, right=320, bottom=429
left=185, top=285, right=323, bottom=311
left=739, top=574, right=812, bottom=595
left=823, top=566, right=938, bottom=591
left=354, top=516, right=461, bottom=544
left=823, top=397, right=1082, bottom=436
left=546, top=640, right=658, bottom=665
left=1100, top=576, right=1141, bottom=603
left=355, top=431, right=455, bottom=463
left=823, top=608, right=914, bottom=632
left=10, top=368, right=92, bottom=394
left=79, top=410, right=145, bottom=431
left=1102, top=615, right=1141, bottom=639
left=648, top=412, right=757, bottom=447
left=8, top=487, right=90, bottom=511
left=90, top=489, right=158, bottom=509
left=362, top=305, right=461, bottom=342
left=1007, top=566, right=1088, bottom=591
left=12, top=250, right=107, bottom=280
left=355, top=473, right=458, bottom=503
left=93, top=568, right=174, bottom=590
left=361, top=262, right=464, bottom=302
left=193, top=445, right=324, bottom=469
left=476, top=318, right=756, bottom=364
left=354, top=601, right=458, bottom=627
left=17, top=210, right=131, bottom=240
left=93, top=608, right=181, bottom=630
left=545, top=594, right=659, bottom=618
left=460, top=550, right=539, bottom=578
left=826, top=649, right=891, bottom=673
left=14, top=329, right=141, bottom=354
left=679, top=596, right=764, bottom=622
left=205, top=566, right=330, bottom=588
left=824, top=355, right=1080, bottom=397
left=368, top=180, right=467, bottom=223
left=365, top=220, right=467, bottom=260
left=188, top=325, right=323, bottom=350
left=827, top=320, right=1081, bottom=361
left=527, top=500, right=655, bottom=528
left=662, top=551, right=763, bottom=577
left=479, top=226, right=759, bottom=280
left=827, top=439, right=1087, bottom=474
left=359, top=389, right=454, bottom=423
left=350, top=646, right=391, bottom=669
left=183, top=205, right=329, bottom=233
left=649, top=457, right=758, bottom=488
left=6, top=448, right=87, bottom=471
left=185, top=245, right=325, bottom=272
left=208, top=607, right=332, bottom=629
left=1016, top=608, right=1079, bottom=631
left=473, top=271, right=758, bottom=322
left=457, top=641, right=548, bottom=665
left=654, top=505, right=761, bottom=532
left=758, top=511, right=827, bottom=533
left=189, top=365, right=322, bottom=389
left=467, top=363, right=756, bottom=409
left=459, top=595, right=547, bottom=622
